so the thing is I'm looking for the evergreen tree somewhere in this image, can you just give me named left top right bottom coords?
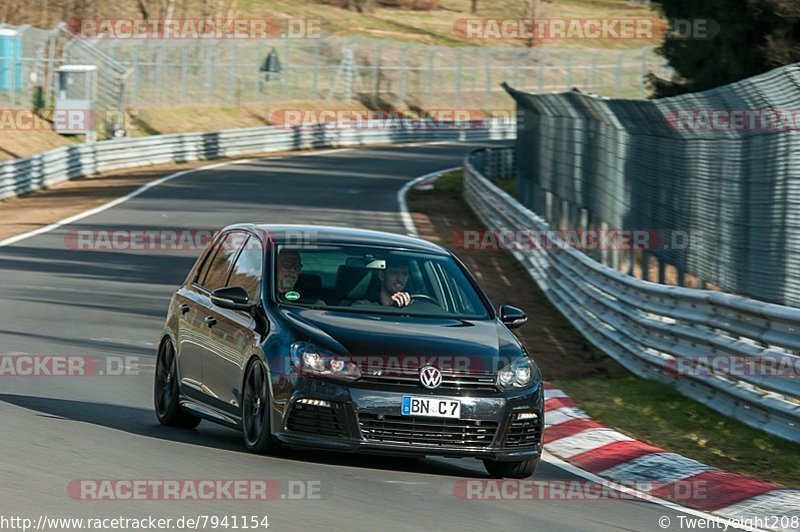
left=650, top=0, right=800, bottom=97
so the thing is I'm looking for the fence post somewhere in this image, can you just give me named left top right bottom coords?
left=455, top=48, right=463, bottom=103
left=312, top=40, right=320, bottom=99
left=399, top=44, right=409, bottom=103
left=566, top=51, right=574, bottom=90
left=230, top=40, right=238, bottom=104
left=640, top=48, right=648, bottom=98
left=538, top=58, right=544, bottom=92
left=181, top=42, right=188, bottom=105
left=344, top=45, right=355, bottom=101
left=484, top=48, right=491, bottom=107
left=205, top=42, right=213, bottom=104
left=132, top=43, right=140, bottom=108
left=282, top=38, right=291, bottom=100
left=155, top=42, right=164, bottom=105
left=373, top=43, right=383, bottom=100
left=425, top=48, right=434, bottom=106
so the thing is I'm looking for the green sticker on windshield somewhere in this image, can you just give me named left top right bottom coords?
left=285, top=291, right=300, bottom=301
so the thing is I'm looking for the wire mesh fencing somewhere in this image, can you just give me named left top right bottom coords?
left=506, top=63, right=800, bottom=307
left=89, top=36, right=668, bottom=109
left=0, top=23, right=671, bottom=136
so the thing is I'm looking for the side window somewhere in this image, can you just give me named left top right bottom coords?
left=444, top=274, right=475, bottom=314
left=201, top=232, right=247, bottom=292
left=194, top=234, right=221, bottom=284
left=228, top=236, right=263, bottom=302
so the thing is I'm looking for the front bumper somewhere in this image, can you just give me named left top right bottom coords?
left=274, top=378, right=544, bottom=461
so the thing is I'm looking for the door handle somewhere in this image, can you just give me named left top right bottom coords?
left=204, top=316, right=217, bottom=328
left=179, top=303, right=190, bottom=315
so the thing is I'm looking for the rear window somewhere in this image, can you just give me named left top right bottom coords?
left=198, top=232, right=247, bottom=291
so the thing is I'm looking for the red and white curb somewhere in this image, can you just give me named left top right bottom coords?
left=543, top=383, right=800, bottom=530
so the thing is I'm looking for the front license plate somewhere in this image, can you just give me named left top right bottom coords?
left=401, top=396, right=461, bottom=418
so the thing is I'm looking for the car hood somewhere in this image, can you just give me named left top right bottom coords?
left=278, top=307, right=524, bottom=374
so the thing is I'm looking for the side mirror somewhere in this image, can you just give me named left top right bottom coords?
left=499, top=305, right=528, bottom=329
left=211, top=286, right=253, bottom=311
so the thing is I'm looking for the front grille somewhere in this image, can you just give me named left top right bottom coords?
left=504, top=414, right=542, bottom=448
left=358, top=373, right=498, bottom=391
left=286, top=402, right=345, bottom=438
left=358, top=413, right=498, bottom=448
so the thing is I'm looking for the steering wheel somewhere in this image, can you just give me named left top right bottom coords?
left=410, top=294, right=442, bottom=306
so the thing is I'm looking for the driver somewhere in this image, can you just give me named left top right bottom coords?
left=356, top=258, right=413, bottom=308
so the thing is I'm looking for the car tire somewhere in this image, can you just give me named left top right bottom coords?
left=242, top=358, right=280, bottom=454
left=154, top=338, right=201, bottom=429
left=483, top=457, right=539, bottom=479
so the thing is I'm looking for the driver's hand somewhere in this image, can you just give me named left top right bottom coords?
left=391, top=292, right=412, bottom=307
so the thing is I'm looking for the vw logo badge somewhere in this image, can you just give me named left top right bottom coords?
left=419, top=365, right=442, bottom=389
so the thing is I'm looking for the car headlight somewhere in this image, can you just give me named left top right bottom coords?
left=290, top=341, right=361, bottom=381
left=497, top=357, right=536, bottom=390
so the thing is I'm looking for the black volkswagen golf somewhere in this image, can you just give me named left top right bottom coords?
left=154, top=224, right=543, bottom=478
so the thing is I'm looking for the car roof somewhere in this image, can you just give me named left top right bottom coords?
left=226, top=224, right=450, bottom=254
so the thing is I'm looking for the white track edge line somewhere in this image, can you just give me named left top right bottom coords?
left=397, top=167, right=460, bottom=237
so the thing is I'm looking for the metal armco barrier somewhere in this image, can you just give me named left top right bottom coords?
left=464, top=148, right=800, bottom=442
left=0, top=120, right=515, bottom=201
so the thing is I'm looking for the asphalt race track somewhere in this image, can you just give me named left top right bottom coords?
left=0, top=142, right=712, bottom=531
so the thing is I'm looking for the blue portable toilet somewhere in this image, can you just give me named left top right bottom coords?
left=0, top=28, right=23, bottom=92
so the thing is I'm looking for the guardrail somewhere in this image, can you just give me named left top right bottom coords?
left=464, top=147, right=800, bottom=442
left=0, top=120, right=515, bottom=201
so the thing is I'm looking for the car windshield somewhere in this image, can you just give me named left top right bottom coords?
left=273, top=244, right=491, bottom=319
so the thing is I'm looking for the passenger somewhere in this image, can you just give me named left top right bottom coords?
left=277, top=249, right=325, bottom=305
left=276, top=250, right=303, bottom=296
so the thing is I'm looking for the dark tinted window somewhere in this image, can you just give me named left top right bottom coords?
left=194, top=233, right=221, bottom=284
left=228, top=236, right=263, bottom=302
left=274, top=244, right=490, bottom=319
left=201, top=232, right=247, bottom=291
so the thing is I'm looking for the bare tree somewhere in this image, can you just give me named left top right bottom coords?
left=518, top=0, right=540, bottom=48
left=136, top=0, right=179, bottom=19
